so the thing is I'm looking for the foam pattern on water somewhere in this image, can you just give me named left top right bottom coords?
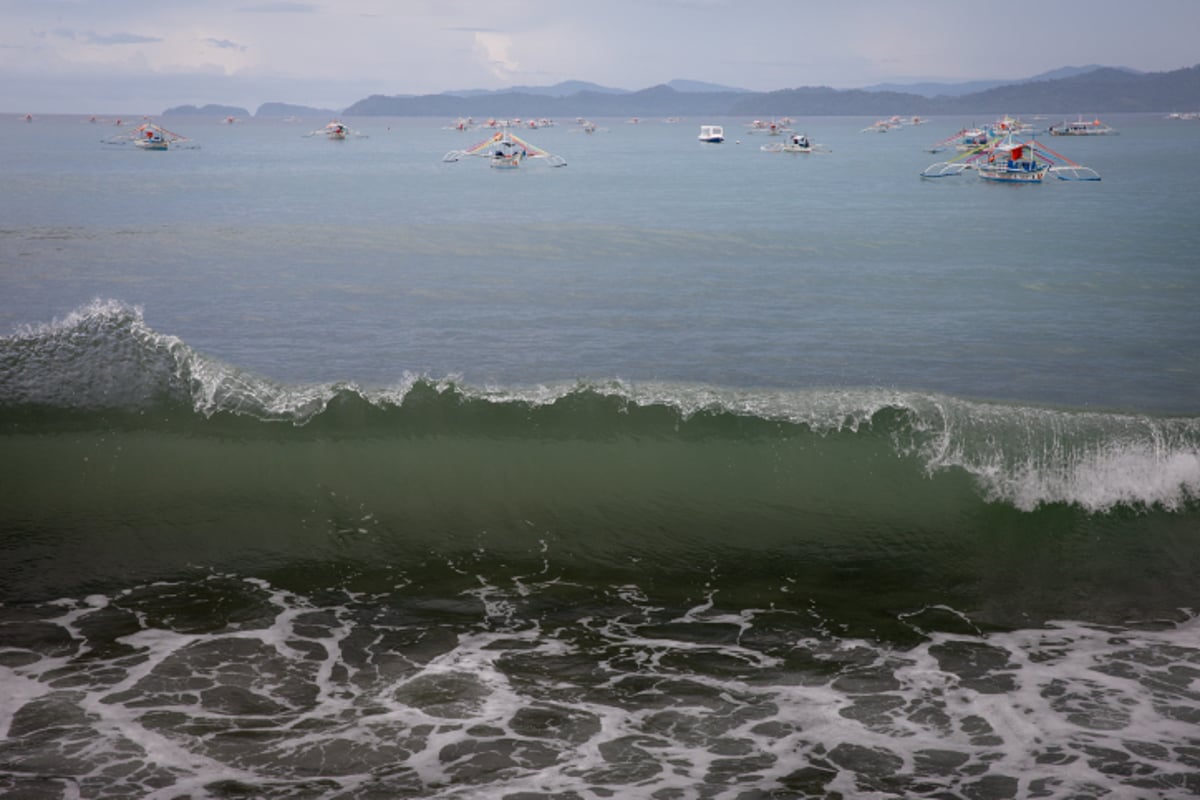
left=2, top=575, right=1197, bottom=799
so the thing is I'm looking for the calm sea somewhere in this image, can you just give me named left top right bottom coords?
left=1, top=111, right=1199, bottom=799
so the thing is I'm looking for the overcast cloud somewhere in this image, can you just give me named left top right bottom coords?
left=1, top=0, right=1197, bottom=113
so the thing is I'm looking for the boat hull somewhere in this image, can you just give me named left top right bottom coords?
left=977, top=164, right=1047, bottom=183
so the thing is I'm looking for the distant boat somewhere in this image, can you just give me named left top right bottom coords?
left=135, top=129, right=169, bottom=150
left=1049, top=116, right=1116, bottom=136
left=304, top=120, right=366, bottom=140
left=761, top=133, right=830, bottom=154
left=102, top=122, right=190, bottom=151
left=955, top=127, right=992, bottom=152
left=746, top=119, right=791, bottom=136
left=860, top=118, right=895, bottom=133
left=443, top=129, right=567, bottom=169
left=783, top=133, right=814, bottom=153
left=698, top=125, right=724, bottom=143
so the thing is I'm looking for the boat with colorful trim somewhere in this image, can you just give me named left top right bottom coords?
left=921, top=133, right=1100, bottom=182
left=442, top=129, right=567, bottom=169
left=102, top=122, right=193, bottom=151
left=976, top=138, right=1048, bottom=183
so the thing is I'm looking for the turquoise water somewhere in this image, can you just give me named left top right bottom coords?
left=3, top=113, right=1197, bottom=410
left=1, top=113, right=1199, bottom=799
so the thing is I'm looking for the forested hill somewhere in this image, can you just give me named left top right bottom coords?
left=342, top=65, right=1200, bottom=117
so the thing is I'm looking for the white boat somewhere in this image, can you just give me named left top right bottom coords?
left=782, top=133, right=811, bottom=152
left=761, top=133, right=830, bottom=154
left=303, top=120, right=366, bottom=140
left=698, top=125, right=724, bottom=143
left=489, top=139, right=524, bottom=169
left=746, top=119, right=791, bottom=135
left=782, top=134, right=812, bottom=152
left=921, top=133, right=1100, bottom=182
left=103, top=122, right=191, bottom=150
left=975, top=138, right=1049, bottom=183
left=1049, top=116, right=1116, bottom=136
left=956, top=127, right=992, bottom=152
left=443, top=129, right=567, bottom=169
left=135, top=128, right=169, bottom=150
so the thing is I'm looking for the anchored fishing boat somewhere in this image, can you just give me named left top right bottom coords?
left=1050, top=116, right=1117, bottom=136
left=976, top=138, right=1049, bottom=183
left=746, top=119, right=792, bottom=136
left=442, top=129, right=567, bottom=169
left=102, top=122, right=192, bottom=150
left=306, top=121, right=367, bottom=140
left=921, top=133, right=1100, bottom=182
left=698, top=125, right=725, bottom=143
left=761, top=133, right=830, bottom=154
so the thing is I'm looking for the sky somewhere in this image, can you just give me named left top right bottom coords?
left=2, top=0, right=1197, bottom=114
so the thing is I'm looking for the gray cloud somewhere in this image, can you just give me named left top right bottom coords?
left=53, top=28, right=164, bottom=45
left=204, top=38, right=248, bottom=52
left=239, top=2, right=318, bottom=12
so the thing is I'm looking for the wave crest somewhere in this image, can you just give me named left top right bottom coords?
left=3, top=301, right=1198, bottom=513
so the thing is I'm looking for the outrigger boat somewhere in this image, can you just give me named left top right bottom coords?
left=976, top=138, right=1049, bottom=183
left=761, top=133, right=830, bottom=154
left=102, top=122, right=193, bottom=150
left=442, top=129, right=567, bottom=169
left=306, top=121, right=364, bottom=140
left=924, top=115, right=1039, bottom=153
left=921, top=133, right=1100, bottom=182
left=569, top=119, right=608, bottom=134
left=746, top=119, right=792, bottom=135
left=926, top=126, right=989, bottom=154
left=1049, top=116, right=1116, bottom=136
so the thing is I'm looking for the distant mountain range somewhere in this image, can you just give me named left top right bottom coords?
left=339, top=65, right=1199, bottom=117
left=437, top=79, right=749, bottom=99
left=163, top=65, right=1200, bottom=119
left=861, top=65, right=1140, bottom=97
left=164, top=101, right=337, bottom=118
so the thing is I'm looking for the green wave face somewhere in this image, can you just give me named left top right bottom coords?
left=3, top=300, right=1199, bottom=630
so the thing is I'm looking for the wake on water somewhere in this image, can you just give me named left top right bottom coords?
left=3, top=299, right=1198, bottom=515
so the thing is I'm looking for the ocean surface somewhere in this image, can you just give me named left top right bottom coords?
left=1, top=111, right=1199, bottom=799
